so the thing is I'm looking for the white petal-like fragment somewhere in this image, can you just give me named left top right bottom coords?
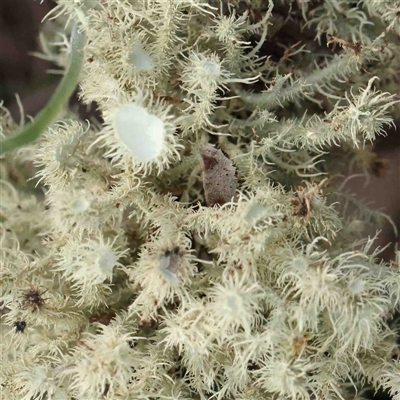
left=292, top=257, right=308, bottom=271
left=97, top=248, right=118, bottom=278
left=71, top=197, right=90, bottom=213
left=129, top=44, right=154, bottom=71
left=115, top=103, right=165, bottom=162
left=158, top=248, right=180, bottom=285
left=349, top=279, right=366, bottom=295
left=244, top=203, right=268, bottom=225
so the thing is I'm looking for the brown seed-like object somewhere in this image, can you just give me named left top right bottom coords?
left=199, top=144, right=238, bottom=206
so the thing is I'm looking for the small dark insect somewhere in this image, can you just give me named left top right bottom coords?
left=139, top=314, right=159, bottom=329
left=22, top=287, right=48, bottom=311
left=102, top=383, right=110, bottom=398
left=14, top=321, right=26, bottom=333
left=291, top=194, right=309, bottom=218
left=165, top=246, right=180, bottom=257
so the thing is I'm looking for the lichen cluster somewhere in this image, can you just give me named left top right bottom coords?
left=1, top=1, right=400, bottom=399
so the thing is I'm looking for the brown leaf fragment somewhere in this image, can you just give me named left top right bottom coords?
left=89, top=313, right=116, bottom=326
left=199, top=144, right=238, bottom=206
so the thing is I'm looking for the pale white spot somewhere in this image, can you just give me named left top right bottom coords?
left=97, top=247, right=117, bottom=277
left=158, top=249, right=180, bottom=285
left=158, top=254, right=171, bottom=271
left=64, top=155, right=80, bottom=168
left=71, top=197, right=90, bottom=213
left=227, top=295, right=240, bottom=311
left=203, top=60, right=221, bottom=80
left=349, top=279, right=366, bottom=295
left=115, top=104, right=165, bottom=162
left=244, top=203, right=268, bottom=224
left=292, top=257, right=308, bottom=271
left=55, top=147, right=63, bottom=162
left=55, top=146, right=79, bottom=168
left=306, top=130, right=317, bottom=139
left=159, top=268, right=179, bottom=285
left=129, top=44, right=154, bottom=71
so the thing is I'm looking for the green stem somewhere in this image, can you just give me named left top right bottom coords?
left=0, top=23, right=86, bottom=155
